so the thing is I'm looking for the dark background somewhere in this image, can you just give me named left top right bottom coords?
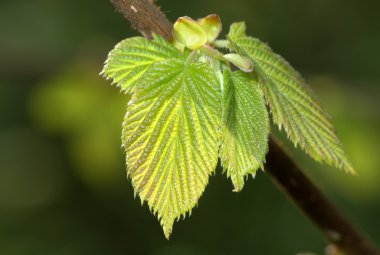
left=1, top=0, right=379, bottom=254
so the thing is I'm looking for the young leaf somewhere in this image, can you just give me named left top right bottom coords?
left=122, top=58, right=221, bottom=238
left=173, top=16, right=207, bottom=50
left=227, top=22, right=354, bottom=174
left=102, top=35, right=180, bottom=93
left=220, top=70, right=269, bottom=191
left=197, top=14, right=222, bottom=43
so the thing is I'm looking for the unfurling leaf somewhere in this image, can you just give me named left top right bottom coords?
left=227, top=22, right=354, bottom=174
left=102, top=35, right=180, bottom=93
left=122, top=58, right=221, bottom=238
left=197, top=14, right=222, bottom=43
left=173, top=16, right=208, bottom=50
left=220, top=70, right=269, bottom=191
left=169, top=37, right=186, bottom=52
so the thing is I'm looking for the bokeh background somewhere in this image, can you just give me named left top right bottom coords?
left=1, top=0, right=379, bottom=254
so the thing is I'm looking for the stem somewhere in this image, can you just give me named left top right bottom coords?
left=200, top=44, right=226, bottom=62
left=108, top=1, right=379, bottom=254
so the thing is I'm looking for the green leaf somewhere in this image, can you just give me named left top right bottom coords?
left=220, top=70, right=269, bottom=191
left=102, top=35, right=180, bottom=93
left=122, top=58, right=221, bottom=238
left=228, top=22, right=354, bottom=174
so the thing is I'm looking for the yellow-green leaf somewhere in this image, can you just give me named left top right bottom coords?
left=122, top=58, right=221, bottom=238
left=102, top=35, right=180, bottom=93
left=228, top=22, right=354, bottom=174
left=220, top=70, right=269, bottom=191
left=197, top=14, right=222, bottom=43
left=173, top=16, right=208, bottom=50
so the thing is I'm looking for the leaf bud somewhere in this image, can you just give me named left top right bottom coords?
left=224, top=53, right=253, bottom=72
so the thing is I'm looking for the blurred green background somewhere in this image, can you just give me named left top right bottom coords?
left=1, top=0, right=379, bottom=254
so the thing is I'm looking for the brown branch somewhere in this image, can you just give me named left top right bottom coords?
left=108, top=1, right=379, bottom=254
left=110, top=0, right=172, bottom=39
left=266, top=139, right=378, bottom=255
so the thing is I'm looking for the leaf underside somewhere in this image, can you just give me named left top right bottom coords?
left=122, top=58, right=221, bottom=238
left=102, top=35, right=180, bottom=93
left=220, top=70, right=270, bottom=191
left=227, top=22, right=354, bottom=174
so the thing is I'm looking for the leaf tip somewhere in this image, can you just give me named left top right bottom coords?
left=162, top=218, right=174, bottom=240
left=230, top=175, right=245, bottom=192
left=163, top=229, right=171, bottom=240
left=342, top=161, right=356, bottom=176
left=232, top=186, right=243, bottom=192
